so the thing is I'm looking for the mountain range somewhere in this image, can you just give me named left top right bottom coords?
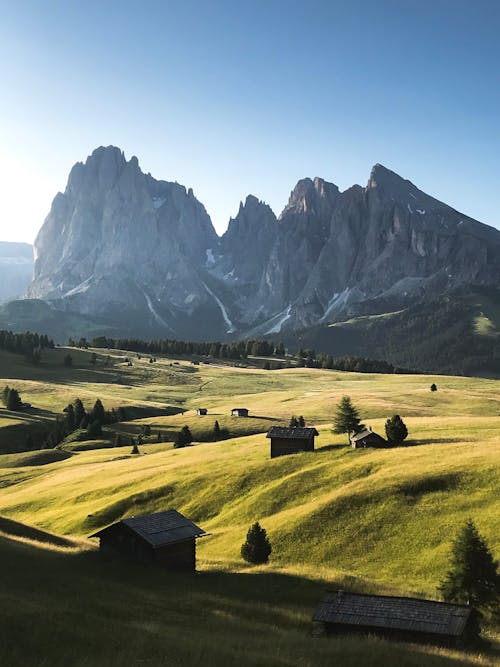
left=2, top=145, right=500, bottom=374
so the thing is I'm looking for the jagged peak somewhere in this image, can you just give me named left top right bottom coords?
left=281, top=176, right=339, bottom=217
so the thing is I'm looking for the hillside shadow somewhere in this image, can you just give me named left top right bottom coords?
left=0, top=516, right=75, bottom=547
left=316, top=444, right=349, bottom=453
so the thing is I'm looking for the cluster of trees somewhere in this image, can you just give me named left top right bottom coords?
left=0, top=330, right=54, bottom=366
left=2, top=386, right=23, bottom=411
left=174, top=426, right=193, bottom=448
left=80, top=336, right=286, bottom=361
left=333, top=396, right=409, bottom=446
left=294, top=350, right=417, bottom=374
left=289, top=415, right=306, bottom=427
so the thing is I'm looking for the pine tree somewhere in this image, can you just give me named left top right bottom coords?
left=6, top=388, right=23, bottom=411
left=298, top=415, right=305, bottom=427
left=114, top=433, right=122, bottom=447
left=73, top=398, right=86, bottom=426
left=63, top=353, right=73, bottom=367
left=213, top=420, right=221, bottom=441
left=385, top=415, right=408, bottom=446
left=430, top=383, right=438, bottom=392
left=174, top=425, right=193, bottom=448
left=131, top=441, right=140, bottom=455
left=439, top=519, right=500, bottom=610
left=241, top=522, right=272, bottom=564
left=289, top=416, right=299, bottom=427
left=65, top=404, right=76, bottom=432
left=332, top=396, right=361, bottom=443
left=157, top=431, right=163, bottom=442
left=91, top=399, right=106, bottom=424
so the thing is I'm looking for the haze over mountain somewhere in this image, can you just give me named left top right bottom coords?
left=0, top=242, right=34, bottom=304
left=17, top=145, right=499, bottom=347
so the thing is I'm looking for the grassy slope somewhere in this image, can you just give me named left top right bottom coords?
left=0, top=348, right=499, bottom=665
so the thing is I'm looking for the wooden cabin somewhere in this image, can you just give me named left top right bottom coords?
left=231, top=408, right=249, bottom=417
left=313, top=591, right=476, bottom=645
left=197, top=408, right=208, bottom=415
left=90, top=509, right=207, bottom=572
left=350, top=428, right=386, bottom=448
left=267, top=426, right=318, bottom=458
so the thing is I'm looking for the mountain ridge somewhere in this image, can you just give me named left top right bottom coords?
left=5, top=145, right=500, bottom=365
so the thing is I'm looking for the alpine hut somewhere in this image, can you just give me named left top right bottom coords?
left=266, top=426, right=319, bottom=458
left=313, top=591, right=477, bottom=644
left=350, top=428, right=386, bottom=448
left=90, top=509, right=207, bottom=571
left=231, top=408, right=249, bottom=417
left=197, top=408, right=208, bottom=415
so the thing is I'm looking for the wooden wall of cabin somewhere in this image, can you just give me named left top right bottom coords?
left=270, top=437, right=314, bottom=458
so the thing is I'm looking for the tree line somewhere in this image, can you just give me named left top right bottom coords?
left=0, top=330, right=54, bottom=365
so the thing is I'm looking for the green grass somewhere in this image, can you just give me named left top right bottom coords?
left=0, top=347, right=499, bottom=665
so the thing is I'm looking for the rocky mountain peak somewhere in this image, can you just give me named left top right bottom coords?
left=281, top=177, right=339, bottom=218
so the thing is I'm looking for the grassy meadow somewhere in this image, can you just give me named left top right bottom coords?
left=0, top=345, right=499, bottom=665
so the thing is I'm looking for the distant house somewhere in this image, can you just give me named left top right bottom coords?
left=197, top=408, right=208, bottom=415
left=231, top=408, right=249, bottom=417
left=90, top=509, right=207, bottom=572
left=350, top=428, right=385, bottom=448
left=313, top=591, right=476, bottom=644
left=267, top=426, right=319, bottom=458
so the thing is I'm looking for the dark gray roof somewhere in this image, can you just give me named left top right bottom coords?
left=313, top=591, right=472, bottom=637
left=350, top=428, right=384, bottom=442
left=90, top=509, right=207, bottom=548
left=266, top=426, right=319, bottom=439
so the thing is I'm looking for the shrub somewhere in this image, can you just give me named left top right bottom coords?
left=385, top=415, right=408, bottom=446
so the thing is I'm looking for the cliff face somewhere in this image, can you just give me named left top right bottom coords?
left=25, top=146, right=500, bottom=340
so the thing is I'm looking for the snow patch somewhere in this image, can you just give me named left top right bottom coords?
left=416, top=209, right=426, bottom=215
left=140, top=287, right=176, bottom=333
left=152, top=197, right=166, bottom=209
left=320, top=288, right=352, bottom=321
left=205, top=248, right=215, bottom=266
left=265, top=304, right=292, bottom=334
left=407, top=203, right=414, bottom=214
left=185, top=293, right=196, bottom=304
left=223, top=269, right=235, bottom=280
left=201, top=281, right=236, bottom=333
left=64, top=276, right=94, bottom=297
left=409, top=193, right=417, bottom=200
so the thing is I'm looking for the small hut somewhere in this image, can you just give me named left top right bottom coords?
left=197, top=408, right=208, bottom=415
left=267, top=426, right=318, bottom=458
left=313, top=591, right=476, bottom=644
left=350, top=428, right=385, bottom=448
left=90, top=509, right=207, bottom=572
left=231, top=408, right=249, bottom=417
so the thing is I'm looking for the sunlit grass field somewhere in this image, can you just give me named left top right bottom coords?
left=0, top=346, right=499, bottom=665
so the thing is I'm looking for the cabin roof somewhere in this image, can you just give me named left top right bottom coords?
left=350, top=428, right=383, bottom=442
left=231, top=407, right=248, bottom=411
left=313, top=591, right=472, bottom=637
left=90, top=509, right=207, bottom=548
left=266, top=426, right=319, bottom=439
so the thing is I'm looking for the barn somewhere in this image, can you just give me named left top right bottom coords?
left=90, top=509, right=207, bottom=572
left=313, top=591, right=477, bottom=644
left=231, top=407, right=249, bottom=417
left=197, top=408, right=208, bottom=415
left=266, top=426, right=319, bottom=458
left=350, top=428, right=386, bottom=448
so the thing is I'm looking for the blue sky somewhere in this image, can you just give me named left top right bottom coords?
left=0, top=0, right=499, bottom=242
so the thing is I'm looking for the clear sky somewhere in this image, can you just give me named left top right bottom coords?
left=0, top=0, right=499, bottom=243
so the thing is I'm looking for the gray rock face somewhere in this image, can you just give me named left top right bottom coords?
left=25, top=147, right=500, bottom=340
left=0, top=242, right=34, bottom=304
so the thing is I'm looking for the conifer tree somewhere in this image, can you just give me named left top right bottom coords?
left=65, top=404, right=76, bottom=432
left=439, top=519, right=500, bottom=610
left=385, top=415, right=408, bottom=446
left=430, top=383, right=438, bottom=392
left=63, top=353, right=73, bottom=367
left=91, top=399, right=106, bottom=424
left=289, top=416, right=299, bottom=428
left=6, top=388, right=23, bottom=411
left=241, top=522, right=272, bottom=564
left=333, top=396, right=361, bottom=443
left=73, top=398, right=86, bottom=427
left=114, top=433, right=122, bottom=447
left=86, top=420, right=102, bottom=439
left=157, top=431, right=163, bottom=442
left=131, top=441, right=140, bottom=455
left=298, top=415, right=305, bottom=427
